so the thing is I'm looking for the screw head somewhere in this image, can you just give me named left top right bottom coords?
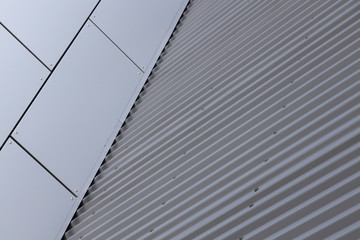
left=70, top=197, right=74, bottom=200
left=40, top=77, right=43, bottom=80
left=9, top=141, right=12, bottom=145
left=75, top=189, right=78, bottom=192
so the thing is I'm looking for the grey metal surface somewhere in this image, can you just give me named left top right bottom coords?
left=0, top=140, right=75, bottom=240
left=0, top=25, right=49, bottom=149
left=63, top=0, right=360, bottom=239
left=0, top=0, right=98, bottom=69
left=91, top=0, right=187, bottom=71
left=14, top=20, right=143, bottom=194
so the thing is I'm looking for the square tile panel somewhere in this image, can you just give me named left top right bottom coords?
left=92, top=0, right=186, bottom=70
left=14, top=21, right=143, bottom=193
left=0, top=140, right=75, bottom=240
left=0, top=26, right=49, bottom=148
left=0, top=0, right=98, bottom=69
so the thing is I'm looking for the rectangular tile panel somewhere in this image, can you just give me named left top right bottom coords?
left=14, top=21, right=143, bottom=193
left=91, top=0, right=187, bottom=70
left=0, top=26, right=49, bottom=148
left=0, top=140, right=75, bottom=240
left=0, top=0, right=98, bottom=69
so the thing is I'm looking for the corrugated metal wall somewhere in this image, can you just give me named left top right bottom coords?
left=64, top=0, right=360, bottom=239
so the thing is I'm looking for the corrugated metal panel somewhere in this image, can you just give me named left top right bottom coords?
left=64, top=0, right=360, bottom=239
